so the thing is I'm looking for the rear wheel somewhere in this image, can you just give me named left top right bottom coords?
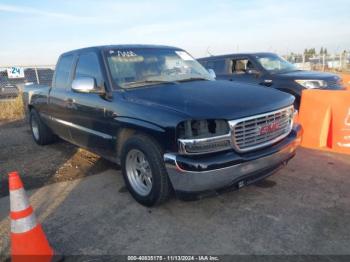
left=29, top=109, right=56, bottom=145
left=121, top=134, right=171, bottom=206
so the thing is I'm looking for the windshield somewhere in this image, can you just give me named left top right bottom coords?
left=255, top=54, right=298, bottom=73
left=105, top=48, right=213, bottom=89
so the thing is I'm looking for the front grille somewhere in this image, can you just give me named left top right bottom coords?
left=229, top=106, right=294, bottom=152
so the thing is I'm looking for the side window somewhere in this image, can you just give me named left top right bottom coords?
left=231, top=59, right=255, bottom=74
left=206, top=60, right=226, bottom=75
left=75, top=53, right=103, bottom=87
left=54, top=55, right=74, bottom=89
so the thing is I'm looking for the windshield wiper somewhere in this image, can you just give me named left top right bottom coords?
left=143, top=80, right=177, bottom=84
left=123, top=80, right=176, bottom=88
left=177, top=77, right=210, bottom=82
left=122, top=77, right=209, bottom=88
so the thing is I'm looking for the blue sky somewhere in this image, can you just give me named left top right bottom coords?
left=0, top=0, right=349, bottom=66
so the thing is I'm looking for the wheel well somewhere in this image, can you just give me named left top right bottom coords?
left=276, top=88, right=300, bottom=108
left=116, top=128, right=164, bottom=159
left=116, top=128, right=136, bottom=158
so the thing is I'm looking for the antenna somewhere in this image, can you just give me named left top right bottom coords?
left=206, top=47, right=214, bottom=56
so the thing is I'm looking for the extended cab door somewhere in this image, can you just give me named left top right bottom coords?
left=45, top=54, right=75, bottom=141
left=66, top=51, right=115, bottom=156
left=205, top=59, right=230, bottom=80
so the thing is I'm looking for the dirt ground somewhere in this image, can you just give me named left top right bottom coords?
left=1, top=115, right=350, bottom=259
left=0, top=119, right=117, bottom=197
left=1, top=147, right=350, bottom=258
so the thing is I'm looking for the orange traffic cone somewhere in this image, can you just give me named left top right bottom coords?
left=9, top=171, right=54, bottom=262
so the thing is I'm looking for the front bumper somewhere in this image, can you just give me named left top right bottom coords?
left=164, top=124, right=302, bottom=193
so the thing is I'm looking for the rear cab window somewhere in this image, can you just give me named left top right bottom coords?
left=206, top=59, right=226, bottom=75
left=53, top=54, right=74, bottom=89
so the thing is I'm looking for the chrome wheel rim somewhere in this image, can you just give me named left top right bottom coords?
left=31, top=117, right=39, bottom=141
left=126, top=149, right=153, bottom=196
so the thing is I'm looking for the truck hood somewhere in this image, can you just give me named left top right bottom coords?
left=276, top=70, right=341, bottom=81
left=122, top=80, right=294, bottom=120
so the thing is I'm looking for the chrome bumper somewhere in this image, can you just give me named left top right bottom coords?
left=164, top=125, right=302, bottom=193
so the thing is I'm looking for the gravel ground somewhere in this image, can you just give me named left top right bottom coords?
left=1, top=119, right=350, bottom=259
left=1, top=148, right=350, bottom=258
left=0, top=119, right=117, bottom=197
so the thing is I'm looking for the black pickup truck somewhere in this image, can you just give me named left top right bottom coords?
left=26, top=45, right=302, bottom=206
left=198, top=52, right=345, bottom=108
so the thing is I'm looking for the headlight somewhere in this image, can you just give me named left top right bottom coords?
left=177, top=120, right=231, bottom=154
left=337, top=78, right=344, bottom=86
left=295, top=79, right=327, bottom=89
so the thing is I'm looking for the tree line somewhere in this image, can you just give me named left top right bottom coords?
left=303, top=47, right=328, bottom=59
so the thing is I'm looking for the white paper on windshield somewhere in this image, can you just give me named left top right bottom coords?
left=175, top=51, right=194, bottom=61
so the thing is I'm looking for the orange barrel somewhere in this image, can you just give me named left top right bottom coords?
left=298, top=89, right=350, bottom=154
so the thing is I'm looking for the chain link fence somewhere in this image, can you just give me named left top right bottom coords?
left=0, top=65, right=55, bottom=100
left=1, top=53, right=349, bottom=101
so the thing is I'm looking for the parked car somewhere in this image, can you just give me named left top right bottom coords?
left=198, top=52, right=345, bottom=108
left=0, top=83, right=19, bottom=100
left=25, top=45, right=302, bottom=206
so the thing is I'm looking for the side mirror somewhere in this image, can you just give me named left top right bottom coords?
left=208, top=69, right=216, bottom=79
left=72, top=77, right=103, bottom=93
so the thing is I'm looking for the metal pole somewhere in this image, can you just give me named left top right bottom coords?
left=34, top=67, right=40, bottom=84
left=322, top=54, right=325, bottom=71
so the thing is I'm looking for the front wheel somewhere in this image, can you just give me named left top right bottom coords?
left=121, top=134, right=171, bottom=206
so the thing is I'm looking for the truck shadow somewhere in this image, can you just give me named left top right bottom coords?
left=253, top=179, right=277, bottom=188
left=0, top=119, right=119, bottom=197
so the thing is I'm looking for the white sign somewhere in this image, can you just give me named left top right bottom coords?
left=337, top=108, right=350, bottom=148
left=7, top=67, right=25, bottom=79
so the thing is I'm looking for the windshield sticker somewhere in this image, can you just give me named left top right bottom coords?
left=175, top=51, right=194, bottom=61
left=116, top=50, right=137, bottom=57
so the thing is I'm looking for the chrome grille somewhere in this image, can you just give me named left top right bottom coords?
left=229, top=106, right=294, bottom=152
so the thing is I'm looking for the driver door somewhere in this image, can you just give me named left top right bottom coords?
left=230, top=58, right=261, bottom=85
left=66, top=51, right=115, bottom=156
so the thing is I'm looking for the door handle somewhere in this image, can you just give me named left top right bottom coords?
left=65, top=98, right=75, bottom=108
left=65, top=98, right=75, bottom=103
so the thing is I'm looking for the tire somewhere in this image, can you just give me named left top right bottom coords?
left=121, top=134, right=171, bottom=206
left=29, top=109, right=56, bottom=145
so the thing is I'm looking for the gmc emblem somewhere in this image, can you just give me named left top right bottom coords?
left=259, top=122, right=280, bottom=135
